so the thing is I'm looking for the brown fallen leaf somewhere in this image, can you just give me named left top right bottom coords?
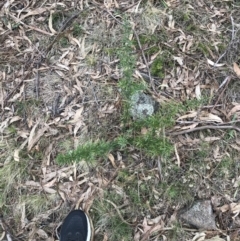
left=20, top=8, right=49, bottom=20
left=198, top=112, right=223, bottom=123
left=233, top=62, right=240, bottom=77
left=28, top=123, right=48, bottom=151
left=108, top=153, right=117, bottom=168
left=204, top=236, right=225, bottom=241
left=227, top=104, right=240, bottom=118
left=177, top=111, right=197, bottom=120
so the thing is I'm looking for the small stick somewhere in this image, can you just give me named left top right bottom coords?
left=132, top=29, right=156, bottom=92
left=35, top=64, right=40, bottom=99
left=231, top=16, right=235, bottom=41
left=157, top=157, right=162, bottom=181
left=211, top=76, right=231, bottom=111
left=105, top=199, right=135, bottom=226
left=168, top=125, right=240, bottom=136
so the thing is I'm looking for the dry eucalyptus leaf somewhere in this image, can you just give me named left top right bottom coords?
left=233, top=62, right=240, bottom=77
left=177, top=111, right=197, bottom=120
left=198, top=112, right=223, bottom=123
left=207, top=59, right=224, bottom=67
left=204, top=236, right=225, bottom=241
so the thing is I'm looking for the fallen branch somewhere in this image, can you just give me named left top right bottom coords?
left=168, top=125, right=240, bottom=136
left=105, top=199, right=135, bottom=226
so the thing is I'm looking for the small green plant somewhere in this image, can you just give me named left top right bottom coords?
left=15, top=99, right=41, bottom=117
left=150, top=51, right=173, bottom=78
left=59, top=37, right=69, bottom=47
left=73, top=23, right=84, bottom=37
left=56, top=140, right=116, bottom=164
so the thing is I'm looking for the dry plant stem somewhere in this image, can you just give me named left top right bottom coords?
left=211, top=76, right=231, bottom=111
left=169, top=125, right=240, bottom=136
left=105, top=199, right=135, bottom=226
left=35, top=64, right=40, bottom=99
left=132, top=29, right=155, bottom=92
left=157, top=157, right=162, bottom=181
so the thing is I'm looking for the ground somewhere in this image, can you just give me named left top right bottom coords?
left=1, top=0, right=240, bottom=240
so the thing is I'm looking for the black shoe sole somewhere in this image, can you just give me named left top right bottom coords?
left=60, top=210, right=91, bottom=241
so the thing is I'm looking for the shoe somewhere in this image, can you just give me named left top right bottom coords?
left=60, top=210, right=91, bottom=241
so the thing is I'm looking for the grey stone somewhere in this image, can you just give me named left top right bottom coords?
left=130, top=92, right=157, bottom=119
left=179, top=200, right=217, bottom=230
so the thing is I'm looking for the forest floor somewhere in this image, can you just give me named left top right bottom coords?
left=1, top=0, right=240, bottom=240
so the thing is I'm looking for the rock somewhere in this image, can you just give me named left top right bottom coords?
left=130, top=92, right=157, bottom=119
left=179, top=200, right=217, bottom=230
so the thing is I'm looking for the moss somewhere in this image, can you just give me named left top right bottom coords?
left=59, top=37, right=69, bottom=47
left=197, top=42, right=216, bottom=57
left=86, top=55, right=97, bottom=66
left=150, top=51, right=173, bottom=78
left=73, top=23, right=84, bottom=37
left=103, top=47, right=117, bottom=56
left=186, top=24, right=198, bottom=32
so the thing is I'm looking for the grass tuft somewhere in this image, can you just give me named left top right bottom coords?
left=56, top=140, right=116, bottom=164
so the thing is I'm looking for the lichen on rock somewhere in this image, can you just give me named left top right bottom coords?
left=130, top=92, right=157, bottom=119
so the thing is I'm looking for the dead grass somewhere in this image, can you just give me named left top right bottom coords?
left=1, top=0, right=240, bottom=240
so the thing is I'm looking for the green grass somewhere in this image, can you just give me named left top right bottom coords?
left=0, top=160, right=29, bottom=208
left=21, top=193, right=58, bottom=217
left=56, top=140, right=116, bottom=164
left=91, top=191, right=132, bottom=240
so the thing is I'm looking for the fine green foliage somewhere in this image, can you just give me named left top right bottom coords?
left=0, top=160, right=28, bottom=208
left=150, top=51, right=173, bottom=78
left=117, top=20, right=146, bottom=98
left=133, top=134, right=173, bottom=157
left=56, top=140, right=116, bottom=164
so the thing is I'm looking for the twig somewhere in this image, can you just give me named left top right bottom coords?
left=105, top=199, right=135, bottom=226
left=52, top=93, right=61, bottom=116
left=35, top=64, right=40, bottom=99
left=157, top=157, right=162, bottom=181
left=211, top=76, right=231, bottom=111
left=168, top=125, right=240, bottom=136
left=132, top=29, right=156, bottom=92
left=214, top=50, right=227, bottom=66
left=231, top=16, right=235, bottom=41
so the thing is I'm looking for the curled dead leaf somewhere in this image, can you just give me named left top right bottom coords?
left=207, top=58, right=224, bottom=67
left=108, top=153, right=117, bottom=168
left=177, top=111, right=197, bottom=120
left=227, top=104, right=240, bottom=119
left=198, top=112, right=223, bottom=123
left=233, top=62, right=240, bottom=77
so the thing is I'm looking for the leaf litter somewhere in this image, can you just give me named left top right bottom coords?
left=1, top=0, right=240, bottom=240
